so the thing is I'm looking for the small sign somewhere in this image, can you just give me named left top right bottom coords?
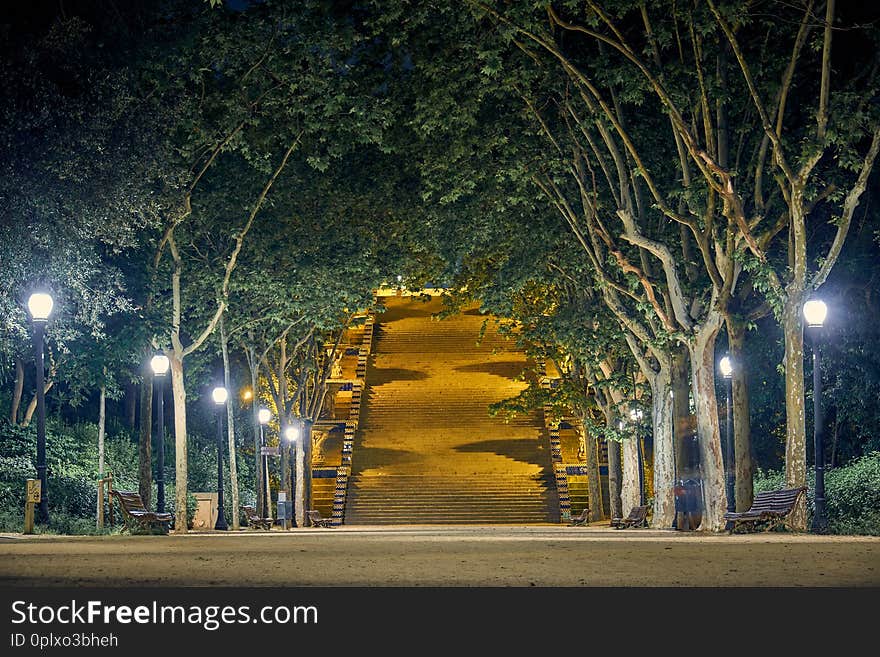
left=260, top=446, right=280, bottom=456
left=26, top=479, right=41, bottom=503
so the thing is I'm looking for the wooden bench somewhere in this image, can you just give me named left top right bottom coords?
left=723, top=487, right=807, bottom=533
left=110, top=490, right=172, bottom=534
left=307, top=510, right=334, bottom=528
left=570, top=508, right=591, bottom=526
left=242, top=505, right=273, bottom=530
left=611, top=505, right=649, bottom=529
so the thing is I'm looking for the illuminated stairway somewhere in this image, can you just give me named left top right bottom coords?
left=345, top=295, right=559, bottom=524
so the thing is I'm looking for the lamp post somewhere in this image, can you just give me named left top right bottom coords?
left=150, top=354, right=170, bottom=513
left=212, top=386, right=229, bottom=530
left=804, top=299, right=828, bottom=533
left=629, top=408, right=646, bottom=506
left=284, top=425, right=299, bottom=528
left=258, top=408, right=272, bottom=520
left=28, top=292, right=53, bottom=524
left=719, top=355, right=735, bottom=522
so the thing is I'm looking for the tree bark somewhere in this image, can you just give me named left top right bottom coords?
left=294, top=423, right=305, bottom=527
left=577, top=411, right=604, bottom=520
left=220, top=317, right=240, bottom=530
left=96, top=384, right=106, bottom=527
left=782, top=296, right=808, bottom=530
left=606, top=437, right=622, bottom=519
left=22, top=380, right=53, bottom=427
left=125, top=380, right=137, bottom=430
left=10, top=356, right=24, bottom=424
left=621, top=435, right=641, bottom=513
left=98, top=385, right=106, bottom=476
left=303, top=419, right=313, bottom=524
left=170, top=353, right=188, bottom=532
left=671, top=348, right=691, bottom=477
left=650, top=365, right=675, bottom=527
left=830, top=413, right=838, bottom=468
left=248, top=348, right=262, bottom=518
left=727, top=318, right=754, bottom=511
left=688, top=313, right=728, bottom=531
left=138, top=368, right=153, bottom=509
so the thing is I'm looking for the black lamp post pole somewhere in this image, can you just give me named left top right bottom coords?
left=260, top=423, right=269, bottom=519
left=214, top=408, right=228, bottom=530
left=155, top=375, right=166, bottom=513
left=810, top=329, right=828, bottom=533
left=33, top=320, right=49, bottom=524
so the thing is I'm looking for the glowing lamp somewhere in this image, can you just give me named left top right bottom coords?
left=284, top=426, right=299, bottom=442
left=27, top=292, right=54, bottom=322
left=212, top=386, right=228, bottom=405
left=258, top=408, right=272, bottom=425
left=719, top=356, right=733, bottom=379
left=803, top=299, right=827, bottom=328
left=150, top=354, right=170, bottom=376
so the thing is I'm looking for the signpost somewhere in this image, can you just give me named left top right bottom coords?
left=24, top=479, right=40, bottom=534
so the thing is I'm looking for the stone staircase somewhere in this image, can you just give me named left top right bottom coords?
left=345, top=295, right=559, bottom=524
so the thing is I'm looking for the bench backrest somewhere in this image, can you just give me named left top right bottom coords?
left=747, top=487, right=805, bottom=514
left=112, top=490, right=148, bottom=514
left=629, top=505, right=648, bottom=521
left=242, top=505, right=259, bottom=518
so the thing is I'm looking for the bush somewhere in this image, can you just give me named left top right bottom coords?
left=753, top=452, right=880, bottom=535
left=825, top=452, right=880, bottom=535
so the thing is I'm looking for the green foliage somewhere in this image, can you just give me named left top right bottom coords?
left=754, top=452, right=880, bottom=535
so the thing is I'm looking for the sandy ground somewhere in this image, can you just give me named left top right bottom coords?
left=1, top=525, right=877, bottom=587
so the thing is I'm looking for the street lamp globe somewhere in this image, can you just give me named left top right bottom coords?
left=27, top=292, right=54, bottom=322
left=258, top=408, right=272, bottom=425
left=150, top=354, right=170, bottom=377
left=719, top=356, right=733, bottom=379
left=629, top=408, right=643, bottom=423
left=803, top=299, right=827, bottom=328
left=212, top=386, right=228, bottom=405
left=284, top=426, right=299, bottom=443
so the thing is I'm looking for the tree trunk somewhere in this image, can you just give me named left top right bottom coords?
left=303, top=420, right=313, bottom=524
left=688, top=314, right=728, bottom=531
left=220, top=318, right=240, bottom=530
left=10, top=356, right=24, bottom=424
left=170, top=353, right=188, bottom=532
left=249, top=350, right=262, bottom=518
left=621, top=435, right=641, bottom=513
left=98, top=385, right=106, bottom=476
left=138, top=368, right=153, bottom=509
left=294, top=425, right=305, bottom=527
left=830, top=413, right=838, bottom=468
left=578, top=411, right=604, bottom=520
left=671, top=348, right=691, bottom=478
left=650, top=365, right=675, bottom=528
left=22, top=380, right=53, bottom=427
left=727, top=319, right=754, bottom=511
left=606, top=438, right=622, bottom=519
left=96, top=384, right=106, bottom=525
left=782, top=297, right=808, bottom=530
left=125, top=380, right=137, bottom=430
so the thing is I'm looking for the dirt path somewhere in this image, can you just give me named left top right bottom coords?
left=1, top=526, right=877, bottom=587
